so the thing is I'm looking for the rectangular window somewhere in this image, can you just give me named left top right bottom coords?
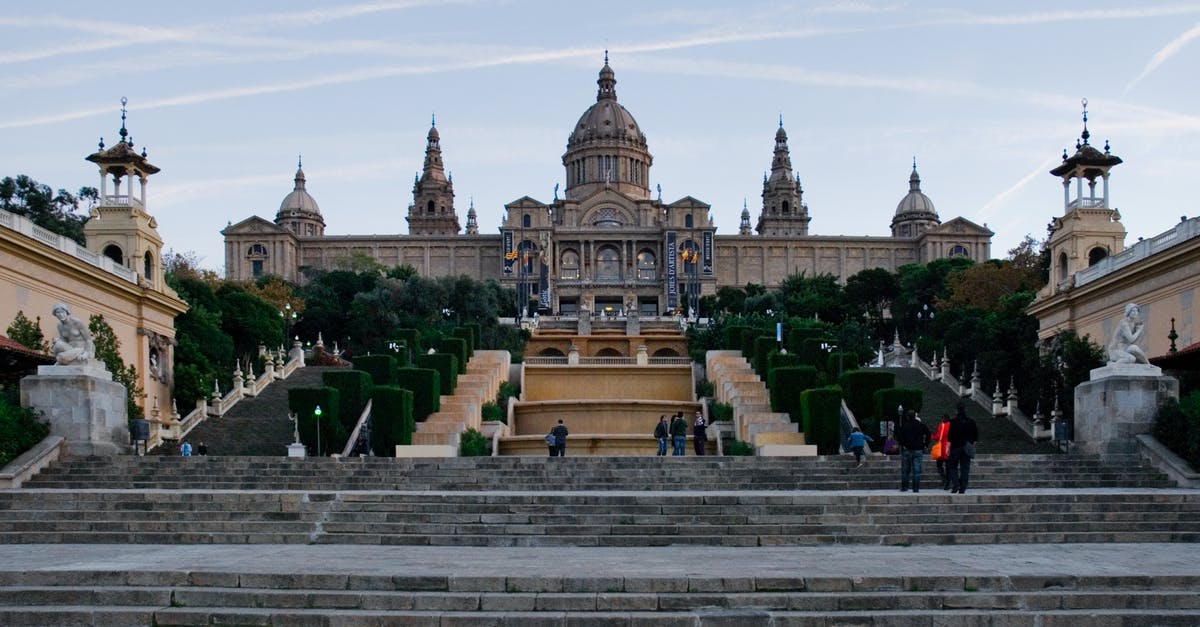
left=251, top=260, right=264, bottom=277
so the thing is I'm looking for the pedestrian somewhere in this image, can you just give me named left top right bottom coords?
left=653, top=415, right=669, bottom=456
left=197, top=442, right=209, bottom=456
left=669, top=412, right=688, bottom=456
left=897, top=410, right=930, bottom=492
left=551, top=419, right=569, bottom=457
left=947, top=403, right=979, bottom=494
left=692, top=410, right=707, bottom=455
left=545, top=430, right=557, bottom=457
left=847, top=426, right=872, bottom=467
left=931, top=414, right=951, bottom=489
left=180, top=440, right=192, bottom=457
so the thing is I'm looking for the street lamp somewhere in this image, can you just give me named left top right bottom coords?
left=313, top=405, right=323, bottom=457
left=280, top=303, right=297, bottom=346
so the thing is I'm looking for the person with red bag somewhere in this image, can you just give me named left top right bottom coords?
left=930, top=414, right=952, bottom=490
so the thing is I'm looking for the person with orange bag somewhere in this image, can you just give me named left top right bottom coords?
left=931, top=414, right=952, bottom=490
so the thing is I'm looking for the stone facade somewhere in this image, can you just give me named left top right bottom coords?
left=224, top=60, right=993, bottom=313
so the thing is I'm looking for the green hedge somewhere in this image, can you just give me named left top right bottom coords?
left=354, top=354, right=397, bottom=387
left=481, top=401, right=505, bottom=423
left=838, top=370, right=895, bottom=430
left=438, top=337, right=470, bottom=374
left=371, top=386, right=414, bottom=454
left=826, top=351, right=859, bottom=377
left=0, top=393, right=50, bottom=468
left=724, top=325, right=752, bottom=351
left=417, top=353, right=459, bottom=395
left=394, top=329, right=421, bottom=362
left=800, top=338, right=828, bottom=369
left=740, top=327, right=761, bottom=360
left=463, top=323, right=482, bottom=352
left=752, top=336, right=777, bottom=377
left=459, top=427, right=490, bottom=456
left=1154, top=393, right=1200, bottom=470
left=801, top=385, right=843, bottom=455
left=768, top=351, right=802, bottom=373
left=769, top=366, right=819, bottom=419
left=786, top=327, right=823, bottom=356
left=322, top=370, right=374, bottom=432
left=396, top=367, right=441, bottom=422
left=287, top=387, right=346, bottom=456
left=453, top=327, right=475, bottom=355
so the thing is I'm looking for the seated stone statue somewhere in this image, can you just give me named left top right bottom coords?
left=50, top=302, right=95, bottom=366
left=1107, top=303, right=1150, bottom=365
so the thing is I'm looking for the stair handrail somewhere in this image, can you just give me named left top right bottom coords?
left=839, top=399, right=873, bottom=454
left=342, top=399, right=374, bottom=457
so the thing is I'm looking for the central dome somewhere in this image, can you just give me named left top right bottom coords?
left=567, top=62, right=646, bottom=150
left=562, top=58, right=653, bottom=201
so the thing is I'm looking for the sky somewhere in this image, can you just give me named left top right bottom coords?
left=2, top=1, right=1199, bottom=275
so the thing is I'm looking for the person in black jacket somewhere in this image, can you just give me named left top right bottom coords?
left=947, top=403, right=979, bottom=494
left=653, top=416, right=669, bottom=456
left=551, top=419, right=569, bottom=457
left=897, top=410, right=931, bottom=492
left=692, top=411, right=708, bottom=456
left=669, top=413, right=688, bottom=456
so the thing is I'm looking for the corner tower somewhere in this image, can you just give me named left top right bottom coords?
left=561, top=54, right=653, bottom=201
left=83, top=98, right=166, bottom=291
left=757, top=118, right=810, bottom=236
left=1044, top=99, right=1125, bottom=294
left=407, top=117, right=460, bottom=235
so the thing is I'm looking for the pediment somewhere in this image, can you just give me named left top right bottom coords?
left=927, top=216, right=993, bottom=236
left=221, top=216, right=289, bottom=236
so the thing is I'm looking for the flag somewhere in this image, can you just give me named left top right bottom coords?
left=505, top=250, right=518, bottom=260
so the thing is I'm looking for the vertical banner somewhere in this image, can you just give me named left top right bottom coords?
left=702, top=231, right=713, bottom=275
left=666, top=231, right=678, bottom=309
left=539, top=262, right=550, bottom=309
left=502, top=230, right=515, bottom=274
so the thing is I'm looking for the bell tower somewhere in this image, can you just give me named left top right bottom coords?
left=1044, top=99, right=1126, bottom=295
left=83, top=98, right=166, bottom=292
left=756, top=118, right=810, bottom=236
left=406, top=116, right=460, bottom=235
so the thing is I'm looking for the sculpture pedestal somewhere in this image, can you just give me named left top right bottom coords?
left=1074, top=365, right=1177, bottom=458
left=287, top=443, right=307, bottom=458
left=20, top=364, right=129, bottom=456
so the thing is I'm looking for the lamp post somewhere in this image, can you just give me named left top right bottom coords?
left=280, top=303, right=297, bottom=346
left=314, top=405, right=323, bottom=457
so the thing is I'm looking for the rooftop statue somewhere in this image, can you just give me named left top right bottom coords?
left=50, top=302, right=95, bottom=366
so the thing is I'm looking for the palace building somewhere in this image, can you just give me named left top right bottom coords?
left=223, top=58, right=992, bottom=315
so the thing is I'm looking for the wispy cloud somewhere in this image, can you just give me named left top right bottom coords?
left=978, top=156, right=1060, bottom=219
left=1125, top=21, right=1200, bottom=92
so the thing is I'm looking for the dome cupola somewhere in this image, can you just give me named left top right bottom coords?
left=891, top=160, right=940, bottom=238
left=275, top=157, right=325, bottom=237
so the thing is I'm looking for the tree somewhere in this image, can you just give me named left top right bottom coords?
left=214, top=284, right=284, bottom=360
left=6, top=310, right=47, bottom=352
left=88, top=314, right=144, bottom=422
left=942, top=260, right=1040, bottom=311
left=844, top=267, right=899, bottom=336
left=0, top=175, right=95, bottom=245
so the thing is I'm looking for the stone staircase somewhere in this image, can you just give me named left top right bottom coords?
left=886, top=367, right=1062, bottom=454
left=155, top=366, right=340, bottom=457
left=706, top=350, right=813, bottom=454
left=409, top=350, right=510, bottom=450
left=3, top=561, right=1200, bottom=626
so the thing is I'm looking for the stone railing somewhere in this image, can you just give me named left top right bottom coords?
left=0, top=207, right=138, bottom=284
left=1074, top=216, right=1200, bottom=288
left=341, top=399, right=374, bottom=457
left=909, top=353, right=1041, bottom=437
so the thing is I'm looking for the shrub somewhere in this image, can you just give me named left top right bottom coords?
left=353, top=355, right=398, bottom=386
left=416, top=353, right=458, bottom=395
left=371, top=386, right=414, bottom=454
left=0, top=391, right=50, bottom=468
left=396, top=367, right=441, bottom=422
left=453, top=327, right=475, bottom=355
left=768, top=351, right=802, bottom=373
left=800, top=386, right=843, bottom=455
left=740, top=327, right=760, bottom=360
left=709, top=401, right=733, bottom=422
left=752, top=336, right=777, bottom=377
left=799, top=338, right=828, bottom=369
left=438, top=337, right=470, bottom=374
left=497, top=381, right=520, bottom=406
left=723, top=325, right=752, bottom=351
left=826, top=351, right=859, bottom=377
left=838, top=370, right=895, bottom=428
left=1154, top=393, right=1200, bottom=470
left=463, top=322, right=482, bottom=352
left=725, top=439, right=754, bottom=456
left=89, top=314, right=144, bottom=422
left=869, top=387, right=924, bottom=446
left=322, top=370, right=374, bottom=432
left=459, top=427, right=490, bottom=457
left=786, top=327, right=823, bottom=356
left=394, top=329, right=421, bottom=362
left=481, top=401, right=505, bottom=423
left=769, top=366, right=819, bottom=420
left=695, top=378, right=715, bottom=399
left=287, top=387, right=346, bottom=455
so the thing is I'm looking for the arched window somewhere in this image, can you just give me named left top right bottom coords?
left=948, top=245, right=969, bottom=258
left=1088, top=247, right=1108, bottom=266
left=636, top=250, right=656, bottom=280
left=103, top=244, right=123, bottom=265
left=595, top=246, right=620, bottom=281
left=426, top=200, right=435, bottom=214
left=1058, top=252, right=1069, bottom=282
left=652, top=347, right=680, bottom=357
left=595, top=347, right=623, bottom=357
left=248, top=243, right=268, bottom=257
left=782, top=201, right=790, bottom=214
left=143, top=251, right=153, bottom=281
left=538, top=347, right=566, bottom=357
left=560, top=249, right=580, bottom=280
left=522, top=213, right=531, bottom=228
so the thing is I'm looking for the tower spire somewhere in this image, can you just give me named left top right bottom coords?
left=1080, top=98, right=1090, bottom=144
